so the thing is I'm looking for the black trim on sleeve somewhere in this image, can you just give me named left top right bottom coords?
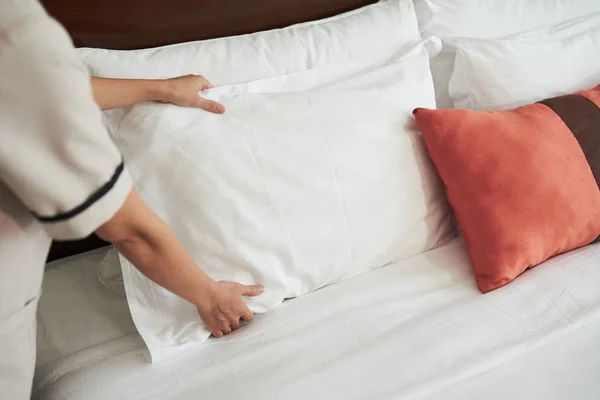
left=34, top=161, right=125, bottom=223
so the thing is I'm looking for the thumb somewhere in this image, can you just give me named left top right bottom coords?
left=195, top=97, right=226, bottom=114
left=239, top=284, right=264, bottom=297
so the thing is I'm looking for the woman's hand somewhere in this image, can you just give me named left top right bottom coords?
left=91, top=74, right=226, bottom=112
left=160, top=74, right=226, bottom=114
left=197, top=281, right=264, bottom=338
left=97, top=189, right=262, bottom=340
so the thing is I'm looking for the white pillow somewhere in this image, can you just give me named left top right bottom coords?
left=113, top=40, right=455, bottom=361
left=78, top=0, right=420, bottom=86
left=414, top=0, right=600, bottom=39
left=510, top=12, right=600, bottom=42
left=413, top=0, right=600, bottom=108
left=84, top=0, right=431, bottom=299
left=448, top=25, right=600, bottom=111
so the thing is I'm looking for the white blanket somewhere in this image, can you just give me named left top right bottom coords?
left=34, top=239, right=600, bottom=399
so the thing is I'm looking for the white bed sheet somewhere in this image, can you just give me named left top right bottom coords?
left=34, top=239, right=600, bottom=400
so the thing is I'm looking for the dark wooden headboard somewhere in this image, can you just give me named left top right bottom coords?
left=42, top=0, right=377, bottom=50
left=42, top=0, right=377, bottom=261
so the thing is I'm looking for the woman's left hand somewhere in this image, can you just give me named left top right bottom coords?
left=161, top=74, right=225, bottom=114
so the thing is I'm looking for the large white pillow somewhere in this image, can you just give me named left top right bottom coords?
left=84, top=0, right=436, bottom=304
left=78, top=0, right=420, bottom=86
left=413, top=0, right=600, bottom=108
left=113, top=40, right=455, bottom=361
left=448, top=21, right=600, bottom=111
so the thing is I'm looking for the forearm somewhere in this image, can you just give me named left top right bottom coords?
left=117, top=226, right=214, bottom=307
left=90, top=74, right=225, bottom=113
left=96, top=190, right=214, bottom=308
left=91, top=77, right=168, bottom=111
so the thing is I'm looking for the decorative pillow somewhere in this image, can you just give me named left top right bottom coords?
left=115, top=41, right=454, bottom=362
left=413, top=85, right=600, bottom=293
left=449, top=23, right=600, bottom=111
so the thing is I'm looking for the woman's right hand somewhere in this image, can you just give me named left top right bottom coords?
left=97, top=189, right=263, bottom=340
left=197, top=281, right=264, bottom=338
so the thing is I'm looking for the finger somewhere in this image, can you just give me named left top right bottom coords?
left=206, top=321, right=223, bottom=338
left=239, top=284, right=264, bottom=297
left=195, top=75, right=214, bottom=90
left=200, top=75, right=214, bottom=89
left=198, top=81, right=214, bottom=91
left=212, top=329, right=224, bottom=338
left=199, top=311, right=222, bottom=338
left=221, top=324, right=232, bottom=335
left=240, top=309, right=254, bottom=323
left=195, top=97, right=225, bottom=114
left=230, top=319, right=240, bottom=331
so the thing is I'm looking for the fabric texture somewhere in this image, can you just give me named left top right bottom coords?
left=34, top=240, right=600, bottom=400
left=539, top=95, right=600, bottom=189
left=413, top=85, right=600, bottom=292
left=111, top=40, right=454, bottom=361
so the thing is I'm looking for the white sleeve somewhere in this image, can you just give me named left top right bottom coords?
left=0, top=3, right=132, bottom=240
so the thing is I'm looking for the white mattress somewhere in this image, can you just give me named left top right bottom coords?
left=33, top=239, right=600, bottom=400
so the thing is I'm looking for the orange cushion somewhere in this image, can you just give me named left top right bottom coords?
left=413, top=85, right=600, bottom=293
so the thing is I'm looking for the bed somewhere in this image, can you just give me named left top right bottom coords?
left=35, top=0, right=600, bottom=399
left=36, top=241, right=600, bottom=399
